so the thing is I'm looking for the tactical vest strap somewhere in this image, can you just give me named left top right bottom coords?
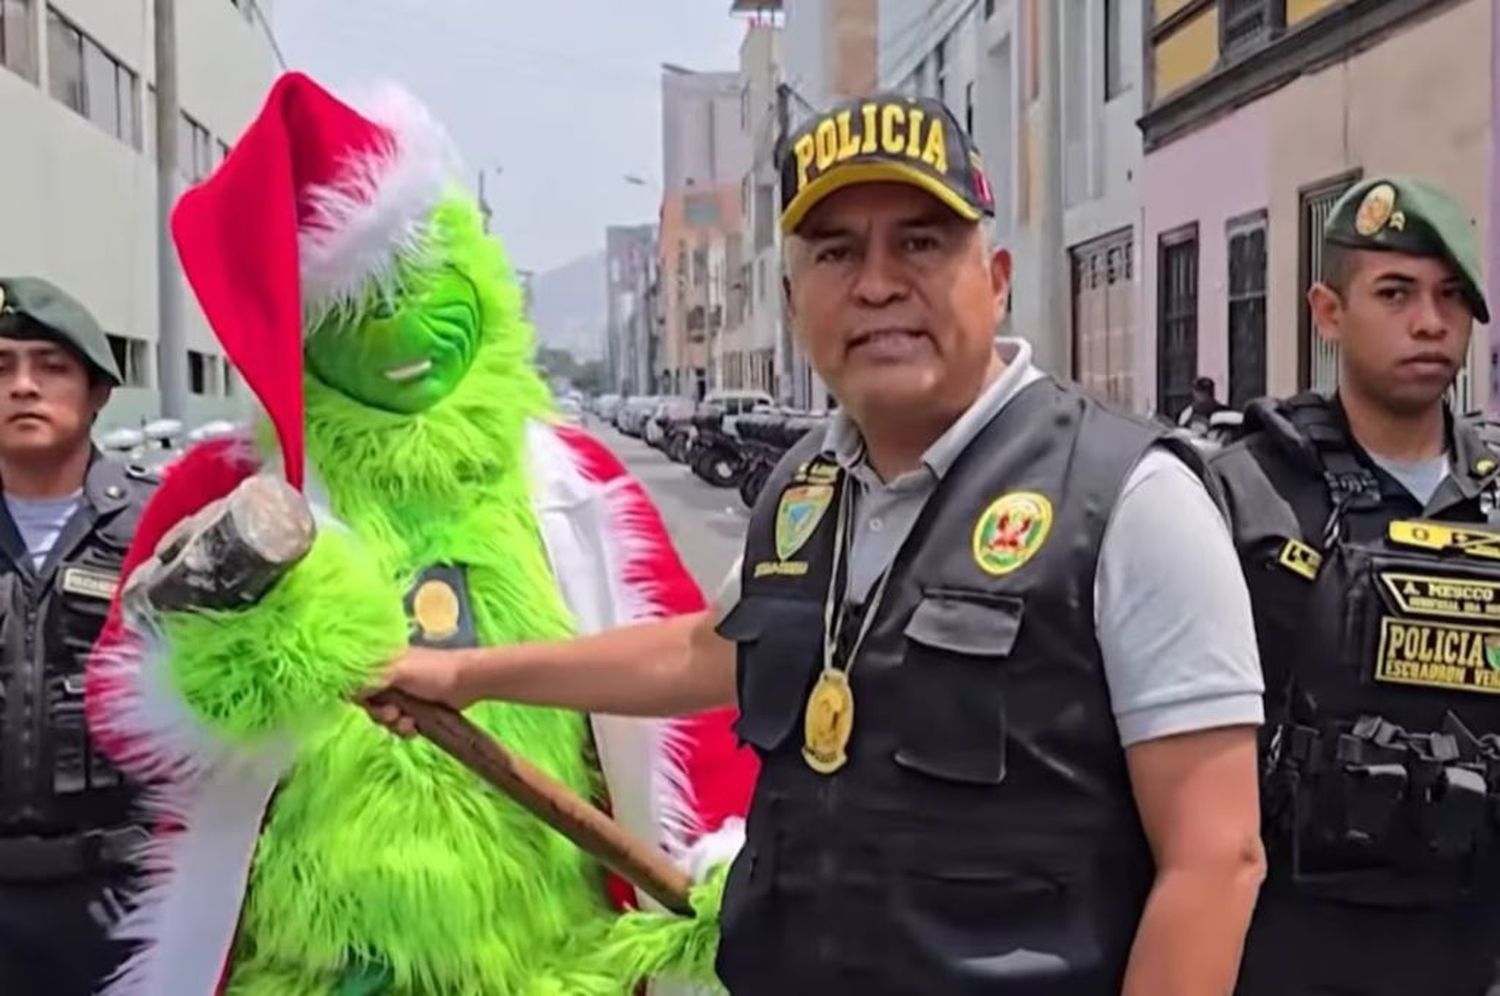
left=1281, top=394, right=1383, bottom=545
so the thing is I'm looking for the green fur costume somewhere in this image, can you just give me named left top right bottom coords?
left=87, top=74, right=749, bottom=996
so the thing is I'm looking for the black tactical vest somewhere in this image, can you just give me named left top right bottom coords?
left=0, top=454, right=154, bottom=878
left=1213, top=393, right=1500, bottom=907
left=715, top=377, right=1196, bottom=995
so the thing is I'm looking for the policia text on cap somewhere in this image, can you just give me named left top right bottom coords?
left=0, top=278, right=157, bottom=995
left=367, top=95, right=1269, bottom=995
left=1215, top=177, right=1500, bottom=995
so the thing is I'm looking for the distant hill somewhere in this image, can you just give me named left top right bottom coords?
left=528, top=250, right=606, bottom=361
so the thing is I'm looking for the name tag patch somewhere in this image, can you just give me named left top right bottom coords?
left=1375, top=618, right=1500, bottom=694
left=1374, top=569, right=1500, bottom=694
left=60, top=567, right=118, bottom=601
left=754, top=560, right=808, bottom=579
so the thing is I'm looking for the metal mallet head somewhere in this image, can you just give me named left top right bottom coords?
left=122, top=474, right=316, bottom=621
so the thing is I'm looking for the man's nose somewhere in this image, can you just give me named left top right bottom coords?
left=851, top=244, right=907, bottom=306
left=1411, top=291, right=1448, bottom=338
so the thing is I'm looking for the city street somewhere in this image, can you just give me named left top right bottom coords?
left=588, top=421, right=748, bottom=597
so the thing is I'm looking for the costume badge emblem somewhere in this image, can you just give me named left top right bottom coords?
left=775, top=484, right=834, bottom=561
left=972, top=491, right=1053, bottom=576
left=1355, top=183, right=1397, bottom=236
left=412, top=578, right=461, bottom=641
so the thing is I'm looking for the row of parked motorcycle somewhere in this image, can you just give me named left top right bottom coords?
left=591, top=392, right=832, bottom=509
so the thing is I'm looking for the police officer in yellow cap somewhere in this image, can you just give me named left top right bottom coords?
left=368, top=94, right=1268, bottom=994
left=0, top=278, right=156, bottom=995
left=1213, top=177, right=1500, bottom=995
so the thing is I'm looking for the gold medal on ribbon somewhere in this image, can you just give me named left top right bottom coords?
left=802, top=668, right=854, bottom=774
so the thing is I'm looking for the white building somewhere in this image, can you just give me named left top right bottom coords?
left=0, top=0, right=278, bottom=435
left=776, top=0, right=877, bottom=410
left=729, top=3, right=781, bottom=398
left=879, top=0, right=1147, bottom=412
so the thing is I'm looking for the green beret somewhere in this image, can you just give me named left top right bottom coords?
left=0, top=277, right=122, bottom=385
left=1324, top=176, right=1489, bottom=323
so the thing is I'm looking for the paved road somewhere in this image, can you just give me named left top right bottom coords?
left=590, top=422, right=747, bottom=597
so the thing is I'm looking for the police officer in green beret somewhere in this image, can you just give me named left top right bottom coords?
left=0, top=278, right=157, bottom=995
left=1212, top=177, right=1500, bottom=994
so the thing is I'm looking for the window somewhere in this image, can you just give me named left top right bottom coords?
left=46, top=10, right=82, bottom=113
left=692, top=248, right=708, bottom=287
left=985, top=0, right=996, bottom=17
left=1026, top=0, right=1040, bottom=102
left=1071, top=228, right=1136, bottom=409
left=1298, top=172, right=1358, bottom=391
left=1105, top=0, right=1127, bottom=100
left=47, top=11, right=138, bottom=146
left=107, top=335, right=150, bottom=388
left=965, top=81, right=975, bottom=135
left=178, top=112, right=213, bottom=180
left=684, top=193, right=720, bottom=227
left=2, top=0, right=35, bottom=81
left=754, top=184, right=774, bottom=252
left=83, top=37, right=117, bottom=137
left=188, top=350, right=209, bottom=395
left=1156, top=225, right=1199, bottom=422
left=118, top=63, right=139, bottom=147
left=1226, top=214, right=1267, bottom=408
left=1221, top=0, right=1280, bottom=56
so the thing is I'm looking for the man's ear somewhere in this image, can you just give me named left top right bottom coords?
left=88, top=383, right=113, bottom=424
left=1308, top=282, right=1344, bottom=344
left=989, top=247, right=1013, bottom=313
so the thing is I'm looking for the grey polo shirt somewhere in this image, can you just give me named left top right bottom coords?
left=719, top=338, right=1264, bottom=747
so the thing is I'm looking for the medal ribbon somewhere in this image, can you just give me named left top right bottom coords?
left=821, top=472, right=897, bottom=677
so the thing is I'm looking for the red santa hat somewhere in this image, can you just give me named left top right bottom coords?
left=170, top=71, right=457, bottom=490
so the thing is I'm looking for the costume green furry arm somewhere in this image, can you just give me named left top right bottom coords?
left=159, top=526, right=408, bottom=740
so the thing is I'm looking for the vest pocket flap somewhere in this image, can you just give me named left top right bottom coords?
left=904, top=593, right=1024, bottom=657
left=716, top=597, right=774, bottom=643
left=728, top=596, right=824, bottom=751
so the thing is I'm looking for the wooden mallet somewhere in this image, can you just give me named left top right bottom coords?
left=123, top=474, right=695, bottom=915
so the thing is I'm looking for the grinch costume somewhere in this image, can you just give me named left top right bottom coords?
left=84, top=73, right=755, bottom=995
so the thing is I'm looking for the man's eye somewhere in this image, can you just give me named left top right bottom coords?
left=1377, top=287, right=1408, bottom=302
left=903, top=234, right=940, bottom=252
left=815, top=245, right=851, bottom=264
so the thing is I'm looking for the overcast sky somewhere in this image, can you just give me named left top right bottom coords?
left=272, top=0, right=746, bottom=275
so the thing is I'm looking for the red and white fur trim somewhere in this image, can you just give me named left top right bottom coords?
left=87, top=422, right=755, bottom=995
left=298, top=81, right=459, bottom=317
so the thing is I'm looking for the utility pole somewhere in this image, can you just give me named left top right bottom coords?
left=1035, top=0, right=1069, bottom=379
left=154, top=0, right=187, bottom=421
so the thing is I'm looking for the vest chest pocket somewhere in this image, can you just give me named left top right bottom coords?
left=717, top=595, right=824, bottom=753
left=895, top=591, right=1022, bottom=786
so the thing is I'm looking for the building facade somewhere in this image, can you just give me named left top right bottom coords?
left=603, top=224, right=656, bottom=395
left=658, top=66, right=749, bottom=398
left=0, top=0, right=278, bottom=434
left=880, top=0, right=1148, bottom=411
left=776, top=0, right=878, bottom=409
left=1141, top=0, right=1491, bottom=416
left=725, top=3, right=782, bottom=397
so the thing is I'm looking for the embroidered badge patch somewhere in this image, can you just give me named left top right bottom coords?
left=775, top=484, right=834, bottom=561
left=972, top=491, right=1053, bottom=576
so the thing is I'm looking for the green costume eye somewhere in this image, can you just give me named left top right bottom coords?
left=305, top=267, right=482, bottom=414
